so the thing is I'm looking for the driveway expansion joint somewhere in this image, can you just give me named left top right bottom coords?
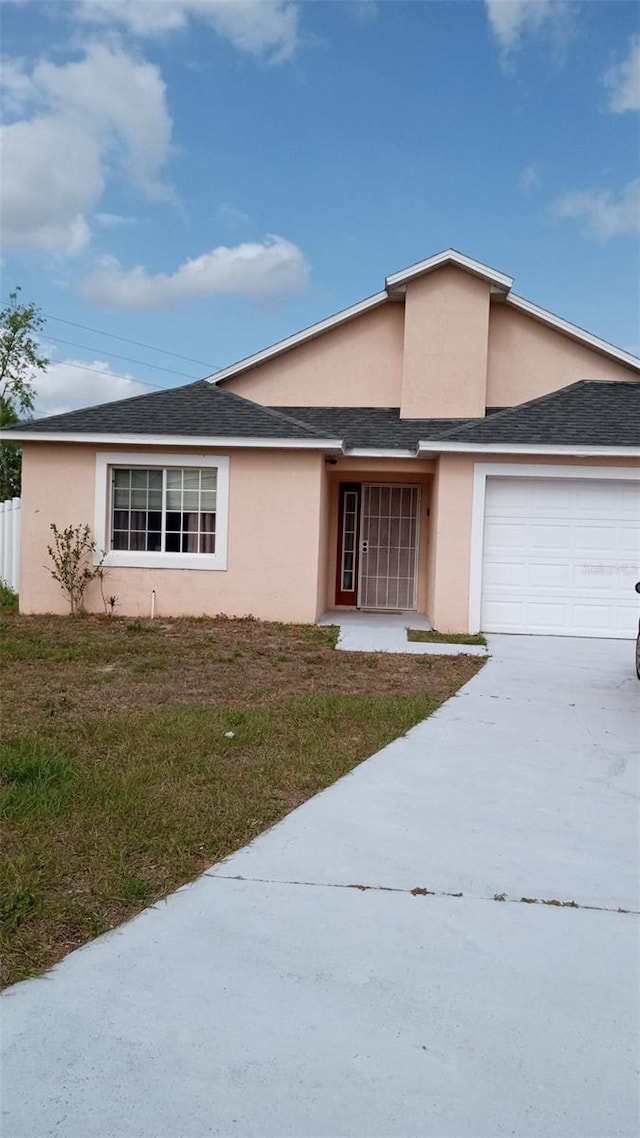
left=206, top=873, right=638, bottom=915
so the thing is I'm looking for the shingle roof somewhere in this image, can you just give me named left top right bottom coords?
left=8, top=381, right=334, bottom=441
left=5, top=379, right=638, bottom=451
left=433, top=381, right=640, bottom=447
left=273, top=407, right=470, bottom=449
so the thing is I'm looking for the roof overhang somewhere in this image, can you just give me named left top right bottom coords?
left=207, top=292, right=388, bottom=385
left=0, top=430, right=344, bottom=451
left=385, top=248, right=514, bottom=296
left=417, top=441, right=640, bottom=458
left=505, top=294, right=640, bottom=371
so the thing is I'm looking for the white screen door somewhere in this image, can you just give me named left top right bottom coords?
left=358, top=484, right=420, bottom=610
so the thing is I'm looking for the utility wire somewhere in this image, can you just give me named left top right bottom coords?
left=54, top=361, right=170, bottom=390
left=44, top=334, right=202, bottom=381
left=42, top=312, right=220, bottom=370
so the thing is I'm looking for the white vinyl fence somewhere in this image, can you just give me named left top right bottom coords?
left=0, top=497, right=21, bottom=593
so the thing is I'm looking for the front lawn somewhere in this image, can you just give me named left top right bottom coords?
left=0, top=615, right=483, bottom=987
left=407, top=629, right=488, bottom=646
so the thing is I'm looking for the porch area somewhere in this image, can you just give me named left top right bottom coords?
left=317, top=610, right=487, bottom=656
left=320, top=461, right=436, bottom=620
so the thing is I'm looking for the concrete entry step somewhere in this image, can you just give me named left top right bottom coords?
left=318, top=609, right=488, bottom=656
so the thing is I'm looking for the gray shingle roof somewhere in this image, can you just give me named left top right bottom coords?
left=434, top=381, right=640, bottom=447
left=273, top=407, right=470, bottom=449
left=6, top=378, right=637, bottom=451
left=8, top=382, right=333, bottom=441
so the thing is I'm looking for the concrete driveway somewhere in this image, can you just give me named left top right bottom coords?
left=2, top=636, right=639, bottom=1138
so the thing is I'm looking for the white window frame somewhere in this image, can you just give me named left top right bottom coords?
left=468, top=462, right=640, bottom=631
left=94, top=452, right=229, bottom=571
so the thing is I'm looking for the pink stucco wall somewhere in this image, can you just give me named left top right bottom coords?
left=20, top=443, right=326, bottom=622
left=487, top=304, right=637, bottom=407
left=400, top=266, right=490, bottom=420
left=223, top=303, right=404, bottom=407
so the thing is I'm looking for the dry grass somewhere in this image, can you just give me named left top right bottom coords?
left=0, top=614, right=483, bottom=987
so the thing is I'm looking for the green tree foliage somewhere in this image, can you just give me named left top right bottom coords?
left=0, top=288, right=49, bottom=501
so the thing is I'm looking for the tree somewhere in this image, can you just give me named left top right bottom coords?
left=0, top=288, right=49, bottom=501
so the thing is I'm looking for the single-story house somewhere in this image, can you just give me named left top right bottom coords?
left=4, top=249, right=640, bottom=637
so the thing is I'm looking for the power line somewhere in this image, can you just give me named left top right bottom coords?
left=42, top=312, right=220, bottom=370
left=44, top=334, right=202, bottom=381
left=54, top=361, right=170, bottom=390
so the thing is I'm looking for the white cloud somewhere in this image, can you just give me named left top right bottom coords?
left=518, top=164, right=539, bottom=193
left=485, top=0, right=571, bottom=52
left=0, top=57, right=37, bottom=113
left=76, top=0, right=300, bottom=61
left=553, top=179, right=640, bottom=239
left=33, top=358, right=152, bottom=417
left=604, top=35, right=640, bottom=113
left=0, top=44, right=172, bottom=255
left=78, top=236, right=310, bottom=309
left=1, top=115, right=101, bottom=254
left=94, top=212, right=137, bottom=228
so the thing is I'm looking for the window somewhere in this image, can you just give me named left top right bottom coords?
left=111, top=467, right=217, bottom=554
left=95, top=452, right=229, bottom=571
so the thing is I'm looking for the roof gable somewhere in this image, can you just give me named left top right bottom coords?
left=385, top=248, right=513, bottom=294
left=208, top=248, right=640, bottom=387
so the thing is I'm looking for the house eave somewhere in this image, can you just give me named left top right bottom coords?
left=417, top=441, right=640, bottom=458
left=342, top=446, right=419, bottom=459
left=505, top=294, right=640, bottom=371
left=385, top=248, right=514, bottom=294
left=0, top=430, right=344, bottom=451
left=206, top=292, right=389, bottom=385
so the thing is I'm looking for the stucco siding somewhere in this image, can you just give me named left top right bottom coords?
left=19, top=443, right=325, bottom=621
left=400, top=266, right=490, bottom=419
left=223, top=304, right=404, bottom=407
left=487, top=304, right=638, bottom=407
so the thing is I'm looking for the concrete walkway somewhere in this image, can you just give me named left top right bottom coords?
left=318, top=609, right=488, bottom=655
left=2, top=636, right=639, bottom=1138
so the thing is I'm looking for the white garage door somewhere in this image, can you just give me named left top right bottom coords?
left=481, top=477, right=640, bottom=638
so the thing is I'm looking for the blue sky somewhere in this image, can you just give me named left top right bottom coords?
left=1, top=0, right=639, bottom=414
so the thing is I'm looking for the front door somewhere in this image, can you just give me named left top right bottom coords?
left=335, top=483, right=420, bottom=610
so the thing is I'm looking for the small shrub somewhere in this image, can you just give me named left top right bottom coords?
left=0, top=581, right=18, bottom=613
left=47, top=524, right=105, bottom=616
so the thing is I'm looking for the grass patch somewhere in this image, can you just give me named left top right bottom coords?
left=0, top=614, right=482, bottom=986
left=0, top=582, right=18, bottom=613
left=407, top=629, right=487, bottom=647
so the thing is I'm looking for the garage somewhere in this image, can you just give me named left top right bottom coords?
left=480, top=475, right=640, bottom=638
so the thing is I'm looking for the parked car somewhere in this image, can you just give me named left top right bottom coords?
left=636, top=583, right=640, bottom=680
